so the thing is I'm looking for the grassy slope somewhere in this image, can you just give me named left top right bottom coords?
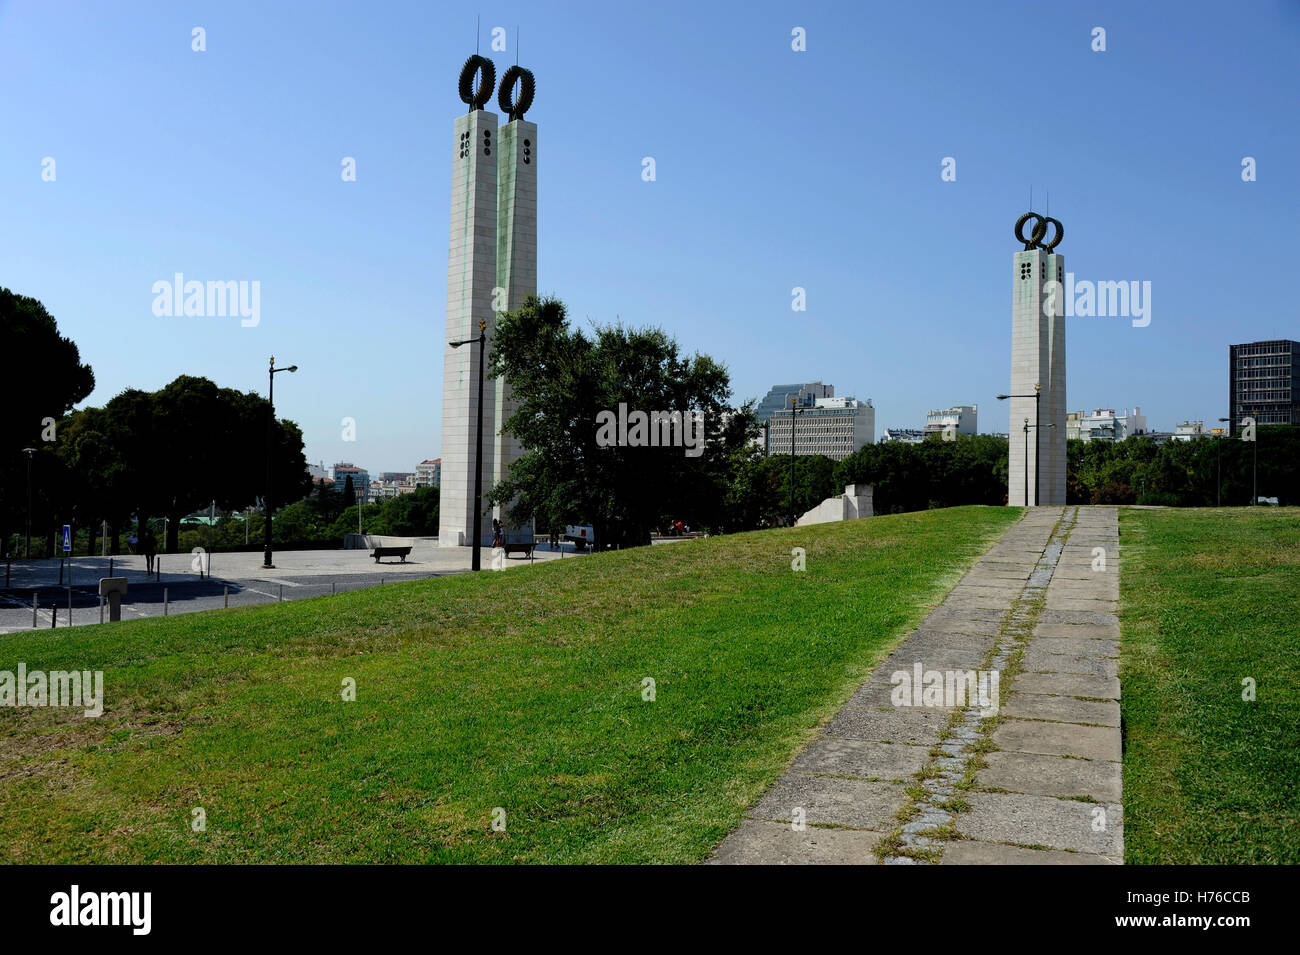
left=0, top=506, right=1018, bottom=864
left=1119, top=507, right=1300, bottom=863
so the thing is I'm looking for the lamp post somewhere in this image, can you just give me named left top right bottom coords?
left=788, top=396, right=805, bottom=526
left=450, top=319, right=487, bottom=571
left=1217, top=418, right=1230, bottom=506
left=997, top=385, right=1042, bottom=505
left=21, top=447, right=36, bottom=559
left=1025, top=422, right=1055, bottom=506
left=1248, top=417, right=1258, bottom=506
left=264, top=356, right=298, bottom=568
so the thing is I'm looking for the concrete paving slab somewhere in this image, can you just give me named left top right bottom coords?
left=824, top=705, right=951, bottom=745
left=1021, top=647, right=1119, bottom=679
left=977, top=750, right=1122, bottom=802
left=1031, top=636, right=1119, bottom=658
left=1012, top=672, right=1120, bottom=700
left=710, top=819, right=882, bottom=864
left=790, top=737, right=932, bottom=780
left=992, top=719, right=1121, bottom=761
left=940, top=841, right=1113, bottom=865
left=749, top=775, right=905, bottom=830
left=1000, top=693, right=1120, bottom=727
left=959, top=791, right=1122, bottom=857
left=1033, top=621, right=1120, bottom=641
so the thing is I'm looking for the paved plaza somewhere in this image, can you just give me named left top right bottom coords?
left=0, top=540, right=580, bottom=633
left=712, top=506, right=1123, bottom=865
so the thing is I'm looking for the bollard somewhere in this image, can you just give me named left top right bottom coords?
left=51, top=605, right=57, bottom=628
left=33, top=595, right=38, bottom=628
left=164, top=588, right=169, bottom=616
left=224, top=585, right=229, bottom=608
left=68, top=586, right=73, bottom=628
left=332, top=581, right=336, bottom=596
left=100, top=597, right=104, bottom=625
left=279, top=584, right=283, bottom=602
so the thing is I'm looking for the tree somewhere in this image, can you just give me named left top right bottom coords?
left=488, top=295, right=758, bottom=548
left=1, top=288, right=94, bottom=553
left=56, top=377, right=311, bottom=553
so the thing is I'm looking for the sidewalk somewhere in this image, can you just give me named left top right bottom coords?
left=711, top=506, right=1122, bottom=865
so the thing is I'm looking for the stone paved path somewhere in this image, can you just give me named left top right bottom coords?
left=710, top=506, right=1122, bottom=865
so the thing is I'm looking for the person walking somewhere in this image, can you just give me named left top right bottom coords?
left=141, top=527, right=158, bottom=575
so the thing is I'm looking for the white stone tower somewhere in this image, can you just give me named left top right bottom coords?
left=1008, top=213, right=1066, bottom=506
left=439, top=57, right=499, bottom=547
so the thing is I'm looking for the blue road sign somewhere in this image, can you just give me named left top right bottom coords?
left=62, top=525, right=71, bottom=552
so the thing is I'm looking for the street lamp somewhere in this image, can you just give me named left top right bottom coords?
left=997, top=385, right=1042, bottom=505
left=1023, top=421, right=1056, bottom=507
left=450, top=319, right=487, bottom=571
left=1217, top=418, right=1230, bottom=506
left=21, top=447, right=35, bottom=559
left=788, top=395, right=805, bottom=526
left=264, top=356, right=298, bottom=568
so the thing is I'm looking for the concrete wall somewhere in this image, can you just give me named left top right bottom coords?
left=795, top=485, right=874, bottom=526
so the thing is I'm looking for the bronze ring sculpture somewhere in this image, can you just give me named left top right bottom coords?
left=1015, top=212, right=1063, bottom=252
left=459, top=54, right=496, bottom=110
left=498, top=65, right=535, bottom=120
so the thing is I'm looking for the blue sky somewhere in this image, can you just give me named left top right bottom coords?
left=3, top=0, right=1297, bottom=473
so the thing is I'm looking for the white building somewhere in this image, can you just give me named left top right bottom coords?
left=924, top=404, right=978, bottom=437
left=1069, top=407, right=1148, bottom=442
left=370, top=480, right=418, bottom=501
left=1171, top=420, right=1206, bottom=441
left=416, top=459, right=441, bottom=488
left=769, top=397, right=874, bottom=460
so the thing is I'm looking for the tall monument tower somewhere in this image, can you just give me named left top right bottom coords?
left=439, top=55, right=539, bottom=547
left=439, top=56, right=500, bottom=547
left=1008, top=213, right=1066, bottom=506
left=492, top=66, right=538, bottom=502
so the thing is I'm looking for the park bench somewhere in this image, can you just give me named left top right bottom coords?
left=364, top=535, right=413, bottom=563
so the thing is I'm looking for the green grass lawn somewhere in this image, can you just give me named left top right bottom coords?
left=1119, top=507, right=1300, bottom=864
left=0, top=506, right=1017, bottom=864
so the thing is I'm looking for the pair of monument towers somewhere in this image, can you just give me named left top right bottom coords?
left=439, top=55, right=537, bottom=546
left=435, top=50, right=1064, bottom=539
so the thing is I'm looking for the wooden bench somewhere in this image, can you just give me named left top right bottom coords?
left=371, top=545, right=412, bottom=563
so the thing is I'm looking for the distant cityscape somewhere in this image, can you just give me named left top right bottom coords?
left=320, top=339, right=1298, bottom=488
left=306, top=458, right=441, bottom=505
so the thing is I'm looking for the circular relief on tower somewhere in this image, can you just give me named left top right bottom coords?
left=1014, top=212, right=1047, bottom=250
left=1040, top=216, right=1063, bottom=252
left=497, top=65, right=535, bottom=121
left=459, top=54, right=496, bottom=111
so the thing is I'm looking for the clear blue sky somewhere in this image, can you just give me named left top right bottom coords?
left=3, top=0, right=1297, bottom=472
